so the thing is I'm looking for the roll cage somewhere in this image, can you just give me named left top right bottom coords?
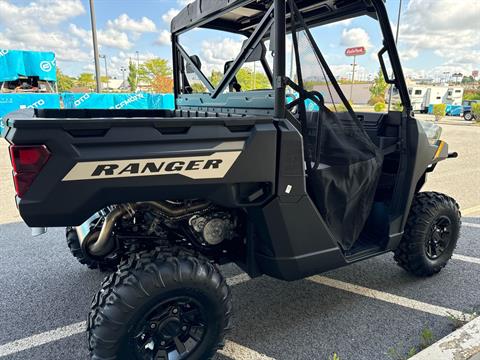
left=171, top=0, right=411, bottom=116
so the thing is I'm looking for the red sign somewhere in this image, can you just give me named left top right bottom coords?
left=345, top=46, right=366, bottom=56
left=473, top=70, right=479, bottom=78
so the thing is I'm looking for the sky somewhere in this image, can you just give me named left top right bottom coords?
left=0, top=0, right=478, bottom=81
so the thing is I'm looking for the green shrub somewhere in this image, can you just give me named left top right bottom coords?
left=374, top=101, right=386, bottom=112
left=368, top=95, right=385, bottom=106
left=471, top=103, right=480, bottom=122
left=463, top=90, right=480, bottom=101
left=432, top=104, right=447, bottom=122
left=393, top=102, right=404, bottom=112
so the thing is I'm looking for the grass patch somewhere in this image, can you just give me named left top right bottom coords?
left=387, top=325, right=436, bottom=360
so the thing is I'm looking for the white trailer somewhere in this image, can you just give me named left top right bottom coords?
left=406, top=86, right=463, bottom=113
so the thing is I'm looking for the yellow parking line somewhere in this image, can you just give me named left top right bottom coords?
left=463, top=205, right=480, bottom=216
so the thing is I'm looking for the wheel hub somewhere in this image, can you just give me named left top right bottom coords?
left=426, top=215, right=452, bottom=260
left=157, top=317, right=183, bottom=339
left=131, top=297, right=206, bottom=360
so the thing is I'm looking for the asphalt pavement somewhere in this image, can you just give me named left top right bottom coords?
left=0, top=121, right=479, bottom=360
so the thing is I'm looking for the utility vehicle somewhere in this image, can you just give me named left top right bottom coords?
left=463, top=99, right=479, bottom=121
left=3, top=0, right=461, bottom=359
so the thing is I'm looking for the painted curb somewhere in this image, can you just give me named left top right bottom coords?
left=410, top=316, right=480, bottom=360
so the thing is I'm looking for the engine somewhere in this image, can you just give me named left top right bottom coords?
left=76, top=201, right=241, bottom=260
left=188, top=212, right=236, bottom=246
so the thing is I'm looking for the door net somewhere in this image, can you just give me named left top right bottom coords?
left=288, top=3, right=383, bottom=250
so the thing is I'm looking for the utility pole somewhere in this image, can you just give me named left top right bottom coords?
left=99, top=55, right=109, bottom=90
left=89, top=0, right=102, bottom=93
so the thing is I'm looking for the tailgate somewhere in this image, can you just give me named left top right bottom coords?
left=4, top=109, right=278, bottom=226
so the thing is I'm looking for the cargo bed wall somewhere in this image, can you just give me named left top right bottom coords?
left=4, top=109, right=277, bottom=226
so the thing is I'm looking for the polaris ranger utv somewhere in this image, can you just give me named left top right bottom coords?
left=3, top=0, right=460, bottom=359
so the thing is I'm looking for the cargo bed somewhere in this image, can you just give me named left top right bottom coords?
left=3, top=109, right=278, bottom=226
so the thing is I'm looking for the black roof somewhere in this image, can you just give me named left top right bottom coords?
left=171, top=0, right=376, bottom=35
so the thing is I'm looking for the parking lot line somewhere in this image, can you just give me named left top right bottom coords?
left=452, top=254, right=480, bottom=265
left=0, top=321, right=85, bottom=357
left=463, top=205, right=480, bottom=216
left=219, top=341, right=276, bottom=360
left=226, top=273, right=251, bottom=286
left=0, top=272, right=470, bottom=358
left=0, top=319, right=275, bottom=359
left=463, top=222, right=480, bottom=229
left=309, top=276, right=468, bottom=319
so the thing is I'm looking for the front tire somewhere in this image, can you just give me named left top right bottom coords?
left=394, top=192, right=461, bottom=277
left=464, top=112, right=473, bottom=121
left=88, top=248, right=232, bottom=360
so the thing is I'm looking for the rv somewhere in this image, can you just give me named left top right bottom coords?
left=406, top=86, right=464, bottom=113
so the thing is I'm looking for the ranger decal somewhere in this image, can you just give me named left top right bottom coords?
left=62, top=151, right=241, bottom=181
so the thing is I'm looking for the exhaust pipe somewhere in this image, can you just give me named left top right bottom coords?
left=87, top=206, right=127, bottom=256
left=78, top=201, right=211, bottom=257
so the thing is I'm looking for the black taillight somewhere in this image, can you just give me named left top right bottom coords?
left=9, top=145, right=50, bottom=197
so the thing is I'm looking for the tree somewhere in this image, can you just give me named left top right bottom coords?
left=77, top=73, right=95, bottom=90
left=128, top=60, right=137, bottom=92
left=138, top=58, right=172, bottom=86
left=209, top=70, right=223, bottom=87
left=100, top=76, right=109, bottom=89
left=56, top=68, right=75, bottom=92
left=152, top=75, right=174, bottom=93
left=191, top=83, right=207, bottom=93
left=462, top=76, right=475, bottom=84
left=369, top=69, right=388, bottom=104
left=236, top=67, right=270, bottom=91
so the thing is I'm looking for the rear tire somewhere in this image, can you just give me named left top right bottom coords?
left=66, top=227, right=119, bottom=272
left=87, top=248, right=232, bottom=360
left=394, top=192, right=461, bottom=277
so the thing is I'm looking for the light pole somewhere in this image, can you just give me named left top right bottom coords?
left=89, top=0, right=102, bottom=93
left=136, top=51, right=140, bottom=90
left=349, top=56, right=357, bottom=102
left=99, top=55, right=109, bottom=90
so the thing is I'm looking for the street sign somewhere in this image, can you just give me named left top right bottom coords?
left=473, top=70, right=479, bottom=78
left=345, top=46, right=366, bottom=57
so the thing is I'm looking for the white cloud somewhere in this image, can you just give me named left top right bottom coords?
left=340, top=28, right=372, bottom=49
left=156, top=30, right=172, bottom=46
left=399, top=48, right=419, bottom=62
left=0, top=0, right=85, bottom=26
left=396, top=0, right=479, bottom=73
left=99, top=28, right=133, bottom=50
left=201, top=38, right=243, bottom=65
left=177, top=0, right=195, bottom=6
left=0, top=0, right=89, bottom=63
left=324, top=19, right=352, bottom=28
left=70, top=24, right=133, bottom=50
left=200, top=38, right=243, bottom=75
left=162, top=8, right=180, bottom=24
left=107, top=14, right=157, bottom=34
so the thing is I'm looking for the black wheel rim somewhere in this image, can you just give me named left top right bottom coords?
left=130, top=296, right=207, bottom=360
left=425, top=215, right=453, bottom=260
